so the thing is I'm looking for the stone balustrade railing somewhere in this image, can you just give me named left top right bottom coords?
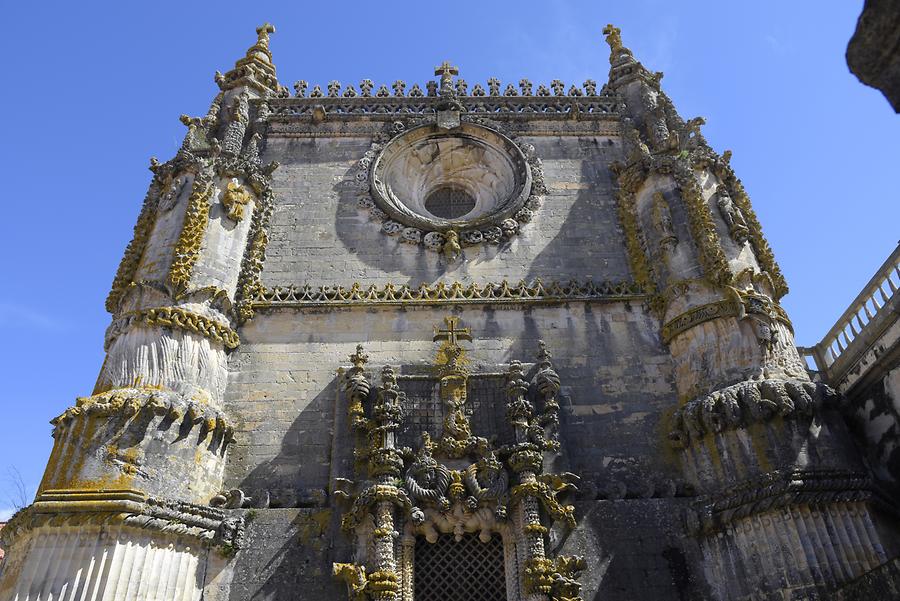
left=799, top=242, right=900, bottom=389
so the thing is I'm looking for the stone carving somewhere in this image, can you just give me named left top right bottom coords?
left=519, top=78, right=533, bottom=96
left=249, top=278, right=644, bottom=308
left=51, top=387, right=235, bottom=446
left=442, top=230, right=461, bottom=262
left=335, top=325, right=583, bottom=601
left=715, top=184, right=750, bottom=244
left=660, top=290, right=792, bottom=344
left=222, top=180, right=253, bottom=222
left=0, top=489, right=245, bottom=554
left=223, top=91, right=250, bottom=156
left=168, top=171, right=214, bottom=296
left=651, top=191, right=678, bottom=250
left=357, top=119, right=546, bottom=253
left=688, top=468, right=883, bottom=535
left=105, top=305, right=241, bottom=350
left=669, top=379, right=839, bottom=447
left=293, top=80, right=307, bottom=97
left=158, top=174, right=189, bottom=213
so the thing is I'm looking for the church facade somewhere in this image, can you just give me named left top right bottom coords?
left=1, top=24, right=897, bottom=601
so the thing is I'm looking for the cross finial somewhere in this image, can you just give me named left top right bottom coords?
left=256, top=23, right=275, bottom=49
left=435, top=61, right=459, bottom=78
left=433, top=316, right=472, bottom=347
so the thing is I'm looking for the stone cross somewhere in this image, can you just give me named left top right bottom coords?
left=433, top=316, right=472, bottom=347
left=434, top=61, right=459, bottom=81
left=434, top=61, right=459, bottom=98
left=256, top=23, right=275, bottom=49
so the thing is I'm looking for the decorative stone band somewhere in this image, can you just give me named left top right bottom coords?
left=686, top=468, right=893, bottom=535
left=661, top=298, right=792, bottom=344
left=669, top=379, right=839, bottom=448
left=0, top=489, right=244, bottom=554
left=265, top=94, right=619, bottom=120
left=250, top=279, right=644, bottom=309
left=52, top=387, right=234, bottom=447
left=105, top=306, right=240, bottom=350
left=167, top=172, right=213, bottom=295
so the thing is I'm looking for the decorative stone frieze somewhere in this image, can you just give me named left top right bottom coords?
left=686, top=468, right=890, bottom=535
left=669, top=379, right=838, bottom=448
left=105, top=305, right=240, bottom=350
left=0, top=489, right=244, bottom=553
left=661, top=291, right=792, bottom=344
left=249, top=278, right=643, bottom=309
left=51, top=387, right=235, bottom=445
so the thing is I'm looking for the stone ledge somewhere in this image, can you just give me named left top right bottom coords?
left=0, top=489, right=245, bottom=554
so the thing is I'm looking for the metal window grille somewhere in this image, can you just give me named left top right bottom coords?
left=424, top=187, right=476, bottom=219
left=414, top=534, right=506, bottom=601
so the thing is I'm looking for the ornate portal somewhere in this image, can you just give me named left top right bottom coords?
left=334, top=318, right=584, bottom=601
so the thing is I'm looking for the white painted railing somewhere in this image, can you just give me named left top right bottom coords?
left=800, top=242, right=900, bottom=376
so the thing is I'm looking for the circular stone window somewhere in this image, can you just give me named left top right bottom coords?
left=423, top=186, right=477, bottom=219
left=369, top=123, right=532, bottom=231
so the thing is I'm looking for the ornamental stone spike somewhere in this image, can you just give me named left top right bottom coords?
left=217, top=23, right=281, bottom=95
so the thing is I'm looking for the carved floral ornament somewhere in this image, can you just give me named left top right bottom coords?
left=333, top=319, right=584, bottom=601
left=354, top=119, right=547, bottom=259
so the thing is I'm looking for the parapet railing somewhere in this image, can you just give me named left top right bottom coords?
left=799, top=242, right=900, bottom=383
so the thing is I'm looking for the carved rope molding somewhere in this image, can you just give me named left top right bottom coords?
left=0, top=489, right=244, bottom=554
left=249, top=279, right=645, bottom=309
left=687, top=468, right=891, bottom=535
left=167, top=172, right=214, bottom=295
left=105, top=306, right=240, bottom=350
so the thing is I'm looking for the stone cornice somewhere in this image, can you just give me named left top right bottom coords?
left=687, top=469, right=893, bottom=535
left=52, top=387, right=234, bottom=448
left=263, top=93, right=619, bottom=121
left=249, top=279, right=645, bottom=309
left=0, top=489, right=244, bottom=554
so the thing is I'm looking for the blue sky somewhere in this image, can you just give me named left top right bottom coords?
left=1, top=1, right=897, bottom=518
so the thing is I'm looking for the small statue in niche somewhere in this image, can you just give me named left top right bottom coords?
left=715, top=184, right=750, bottom=244
left=651, top=191, right=678, bottom=250
left=222, top=180, right=252, bottom=222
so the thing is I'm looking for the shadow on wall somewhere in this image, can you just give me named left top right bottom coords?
left=525, top=136, right=629, bottom=282
left=224, top=375, right=351, bottom=599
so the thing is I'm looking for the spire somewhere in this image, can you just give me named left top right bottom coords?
left=602, top=23, right=662, bottom=91
left=215, top=23, right=284, bottom=96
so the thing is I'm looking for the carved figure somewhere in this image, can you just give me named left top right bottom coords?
left=650, top=191, right=677, bottom=249
left=442, top=230, right=461, bottom=262
left=716, top=185, right=750, bottom=243
left=222, top=180, right=252, bottom=222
